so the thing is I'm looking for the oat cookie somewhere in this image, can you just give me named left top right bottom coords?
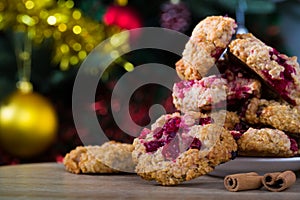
left=132, top=112, right=237, bottom=185
left=63, top=141, right=135, bottom=174
left=175, top=59, right=202, bottom=80
left=181, top=16, right=237, bottom=79
left=237, top=127, right=298, bottom=157
left=244, top=98, right=300, bottom=134
left=172, top=71, right=260, bottom=113
left=229, top=33, right=300, bottom=105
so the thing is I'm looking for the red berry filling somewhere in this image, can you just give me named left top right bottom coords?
left=262, top=70, right=295, bottom=105
left=199, top=117, right=213, bottom=125
left=189, top=138, right=202, bottom=149
left=174, top=72, right=258, bottom=111
left=139, top=128, right=151, bottom=139
left=289, top=137, right=298, bottom=153
left=162, top=135, right=202, bottom=160
left=230, top=130, right=243, bottom=140
left=260, top=49, right=297, bottom=105
left=223, top=69, right=259, bottom=103
left=228, top=85, right=252, bottom=102
left=175, top=80, right=195, bottom=98
left=161, top=136, right=180, bottom=160
left=175, top=80, right=196, bottom=90
left=142, top=116, right=203, bottom=160
left=143, top=117, right=181, bottom=152
left=143, top=140, right=165, bottom=152
left=211, top=47, right=225, bottom=59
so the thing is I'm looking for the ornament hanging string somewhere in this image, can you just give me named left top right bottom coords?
left=14, top=31, right=33, bottom=93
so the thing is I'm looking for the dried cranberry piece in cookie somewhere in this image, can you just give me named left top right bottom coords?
left=139, top=128, right=151, bottom=139
left=199, top=117, right=213, bottom=125
left=289, top=137, right=298, bottom=153
left=229, top=33, right=300, bottom=105
left=143, top=140, right=165, bottom=152
left=140, top=112, right=216, bottom=161
left=143, top=116, right=181, bottom=153
left=189, top=138, right=202, bottom=149
left=172, top=73, right=260, bottom=112
left=259, top=48, right=297, bottom=104
left=162, top=135, right=180, bottom=160
left=132, top=113, right=237, bottom=185
left=162, top=136, right=202, bottom=161
left=164, top=117, right=181, bottom=142
left=230, top=130, right=243, bottom=140
left=211, top=47, right=225, bottom=59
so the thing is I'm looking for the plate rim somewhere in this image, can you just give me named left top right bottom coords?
left=210, top=156, right=300, bottom=177
left=231, top=156, right=300, bottom=162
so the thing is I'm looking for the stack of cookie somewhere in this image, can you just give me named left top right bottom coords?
left=132, top=16, right=239, bottom=185
left=64, top=15, right=300, bottom=186
left=132, top=15, right=300, bottom=185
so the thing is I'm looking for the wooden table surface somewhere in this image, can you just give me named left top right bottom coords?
left=0, top=163, right=299, bottom=200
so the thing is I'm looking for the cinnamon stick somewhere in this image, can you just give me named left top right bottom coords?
left=224, top=172, right=263, bottom=192
left=262, top=170, right=296, bottom=192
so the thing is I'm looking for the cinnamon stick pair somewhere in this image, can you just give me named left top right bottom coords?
left=224, top=171, right=296, bottom=192
left=262, top=170, right=296, bottom=192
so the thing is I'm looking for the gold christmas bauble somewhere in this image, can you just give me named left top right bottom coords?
left=0, top=90, right=58, bottom=158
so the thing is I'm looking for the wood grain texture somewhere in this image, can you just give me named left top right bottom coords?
left=0, top=163, right=299, bottom=200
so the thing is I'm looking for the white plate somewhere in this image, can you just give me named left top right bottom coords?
left=209, top=157, right=300, bottom=177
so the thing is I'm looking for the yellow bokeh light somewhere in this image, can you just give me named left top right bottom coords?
left=124, top=62, right=134, bottom=72
left=72, top=43, right=81, bottom=51
left=110, top=50, right=119, bottom=59
left=78, top=51, right=87, bottom=60
left=70, top=56, right=79, bottom=65
left=19, top=51, right=30, bottom=61
left=116, top=0, right=128, bottom=6
left=58, top=23, right=67, bottom=32
left=28, top=28, right=36, bottom=39
left=65, top=0, right=74, bottom=8
left=25, top=0, right=35, bottom=9
left=21, top=15, right=36, bottom=26
left=72, top=25, right=81, bottom=34
left=47, top=15, right=57, bottom=25
left=110, top=32, right=129, bottom=47
left=60, top=44, right=69, bottom=53
left=72, top=10, right=81, bottom=20
left=16, top=81, right=33, bottom=93
left=60, top=58, right=69, bottom=71
left=0, top=106, right=15, bottom=123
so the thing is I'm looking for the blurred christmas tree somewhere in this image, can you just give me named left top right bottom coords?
left=0, top=0, right=298, bottom=165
